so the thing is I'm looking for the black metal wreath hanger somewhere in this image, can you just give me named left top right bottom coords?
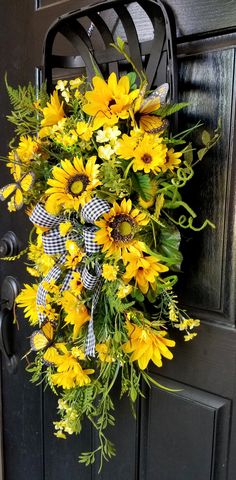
left=43, top=0, right=177, bottom=101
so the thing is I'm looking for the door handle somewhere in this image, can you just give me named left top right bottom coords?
left=0, top=276, right=20, bottom=373
left=0, top=231, right=21, bottom=257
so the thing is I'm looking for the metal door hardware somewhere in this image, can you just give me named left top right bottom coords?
left=0, top=276, right=20, bottom=373
left=0, top=231, right=21, bottom=257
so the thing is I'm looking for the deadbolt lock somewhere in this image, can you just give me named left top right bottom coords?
left=0, top=231, right=21, bottom=257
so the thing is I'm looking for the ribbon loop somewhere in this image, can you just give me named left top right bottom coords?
left=83, top=225, right=100, bottom=254
left=43, top=227, right=67, bottom=254
left=81, top=197, right=110, bottom=224
left=30, top=203, right=61, bottom=228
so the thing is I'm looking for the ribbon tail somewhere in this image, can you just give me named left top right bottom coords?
left=85, top=278, right=103, bottom=357
left=85, top=310, right=96, bottom=357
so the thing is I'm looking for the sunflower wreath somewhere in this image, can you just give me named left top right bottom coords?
left=0, top=39, right=218, bottom=470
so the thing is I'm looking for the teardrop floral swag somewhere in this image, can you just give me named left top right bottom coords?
left=0, top=40, right=218, bottom=470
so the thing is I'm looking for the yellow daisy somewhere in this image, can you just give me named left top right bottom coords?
left=51, top=345, right=94, bottom=389
left=133, top=134, right=167, bottom=173
left=83, top=72, right=139, bottom=128
left=95, top=198, right=149, bottom=258
left=45, top=156, right=101, bottom=214
left=41, top=90, right=65, bottom=127
left=16, top=135, right=40, bottom=163
left=16, top=284, right=38, bottom=325
left=123, top=248, right=169, bottom=294
left=123, top=320, right=175, bottom=370
left=162, top=148, right=182, bottom=172
left=60, top=291, right=90, bottom=339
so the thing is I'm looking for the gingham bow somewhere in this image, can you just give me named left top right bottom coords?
left=29, top=197, right=110, bottom=356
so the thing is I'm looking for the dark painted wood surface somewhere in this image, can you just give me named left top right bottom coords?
left=0, top=1, right=236, bottom=479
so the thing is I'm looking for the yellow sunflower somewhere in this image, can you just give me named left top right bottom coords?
left=16, top=284, right=38, bottom=325
left=83, top=72, right=139, bottom=128
left=123, top=247, right=169, bottom=294
left=95, top=198, right=149, bottom=258
left=45, top=156, right=101, bottom=214
left=123, top=320, right=175, bottom=370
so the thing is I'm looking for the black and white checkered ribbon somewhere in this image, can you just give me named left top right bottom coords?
left=29, top=197, right=110, bottom=356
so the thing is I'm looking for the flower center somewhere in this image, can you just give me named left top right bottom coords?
left=118, top=221, right=132, bottom=236
left=110, top=214, right=136, bottom=242
left=68, top=174, right=89, bottom=196
left=141, top=153, right=152, bottom=164
left=108, top=98, right=116, bottom=108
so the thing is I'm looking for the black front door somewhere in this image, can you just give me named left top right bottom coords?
left=0, top=1, right=236, bottom=479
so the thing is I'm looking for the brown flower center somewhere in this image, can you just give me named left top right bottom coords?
left=110, top=214, right=136, bottom=242
left=108, top=98, right=116, bottom=108
left=141, top=153, right=152, bottom=164
left=67, top=174, right=89, bottom=196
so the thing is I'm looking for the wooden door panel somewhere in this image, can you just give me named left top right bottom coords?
left=140, top=378, right=231, bottom=480
left=178, top=46, right=236, bottom=323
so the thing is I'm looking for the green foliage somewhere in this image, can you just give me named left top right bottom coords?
left=158, top=224, right=183, bottom=270
left=156, top=102, right=189, bottom=117
left=5, top=75, right=47, bottom=136
left=131, top=172, right=152, bottom=200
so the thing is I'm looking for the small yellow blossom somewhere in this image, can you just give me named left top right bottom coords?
left=69, top=271, right=83, bottom=296
left=69, top=77, right=84, bottom=89
left=96, top=343, right=115, bottom=363
left=41, top=279, right=60, bottom=294
left=55, top=130, right=78, bottom=147
left=102, top=264, right=118, bottom=281
left=26, top=267, right=40, bottom=278
left=117, top=284, right=133, bottom=299
left=96, top=126, right=121, bottom=144
left=175, top=318, right=200, bottom=331
left=168, top=303, right=178, bottom=322
left=65, top=240, right=84, bottom=270
left=184, top=333, right=198, bottom=342
left=98, top=144, right=114, bottom=160
left=38, top=304, right=59, bottom=322
left=76, top=121, right=94, bottom=141
left=59, top=221, right=72, bottom=237
left=56, top=80, right=70, bottom=102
